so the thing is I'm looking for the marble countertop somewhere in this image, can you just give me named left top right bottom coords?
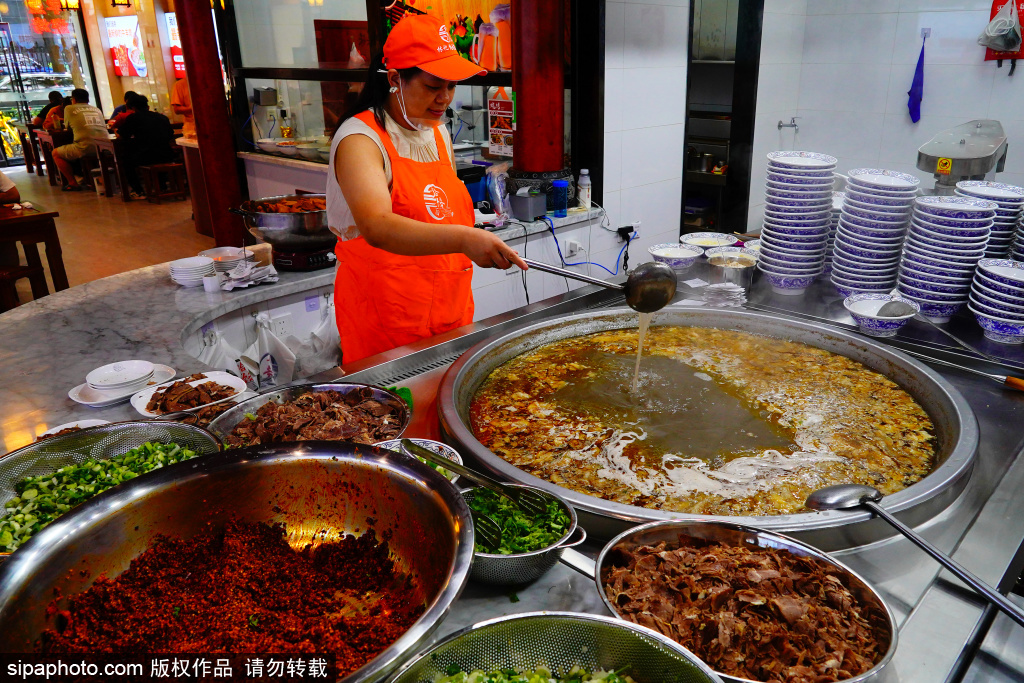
left=0, top=265, right=333, bottom=453
left=238, top=150, right=329, bottom=172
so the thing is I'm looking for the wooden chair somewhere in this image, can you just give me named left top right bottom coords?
left=138, top=163, right=188, bottom=203
left=0, top=264, right=48, bottom=312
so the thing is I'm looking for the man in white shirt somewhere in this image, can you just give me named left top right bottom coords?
left=52, top=88, right=107, bottom=191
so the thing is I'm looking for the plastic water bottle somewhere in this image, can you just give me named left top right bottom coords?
left=578, top=169, right=592, bottom=209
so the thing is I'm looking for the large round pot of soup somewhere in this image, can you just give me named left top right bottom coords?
left=437, top=308, right=979, bottom=549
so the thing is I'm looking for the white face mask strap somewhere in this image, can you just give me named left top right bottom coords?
left=396, top=78, right=429, bottom=131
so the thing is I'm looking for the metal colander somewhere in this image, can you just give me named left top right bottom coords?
left=0, top=421, right=221, bottom=505
left=387, top=612, right=723, bottom=683
left=462, top=485, right=585, bottom=586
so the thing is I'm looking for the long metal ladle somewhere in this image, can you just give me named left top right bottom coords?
left=522, top=258, right=678, bottom=313
left=807, top=484, right=1024, bottom=628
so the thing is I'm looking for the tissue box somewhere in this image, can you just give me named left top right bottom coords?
left=510, top=192, right=547, bottom=221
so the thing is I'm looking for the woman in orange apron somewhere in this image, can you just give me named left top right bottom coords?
left=327, top=14, right=526, bottom=364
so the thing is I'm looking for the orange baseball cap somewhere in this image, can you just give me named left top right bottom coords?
left=383, top=14, right=486, bottom=81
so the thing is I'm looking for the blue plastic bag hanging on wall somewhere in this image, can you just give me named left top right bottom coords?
left=907, top=37, right=926, bottom=123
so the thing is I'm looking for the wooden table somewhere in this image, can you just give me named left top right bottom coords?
left=94, top=136, right=130, bottom=201
left=0, top=204, right=68, bottom=293
left=14, top=124, right=39, bottom=176
left=34, top=129, right=73, bottom=187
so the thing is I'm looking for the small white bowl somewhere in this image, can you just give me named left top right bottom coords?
left=256, top=138, right=285, bottom=154
left=375, top=438, right=463, bottom=484
left=276, top=141, right=301, bottom=156
left=296, top=143, right=321, bottom=161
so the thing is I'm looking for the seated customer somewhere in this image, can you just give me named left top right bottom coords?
left=42, top=96, right=70, bottom=132
left=108, top=90, right=137, bottom=131
left=32, top=91, right=63, bottom=127
left=52, top=89, right=108, bottom=191
left=117, top=93, right=174, bottom=199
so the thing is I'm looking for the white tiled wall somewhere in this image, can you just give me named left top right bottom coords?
left=751, top=0, right=1018, bottom=231
left=602, top=0, right=689, bottom=269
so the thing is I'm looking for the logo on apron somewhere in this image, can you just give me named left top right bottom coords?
left=423, top=183, right=454, bottom=220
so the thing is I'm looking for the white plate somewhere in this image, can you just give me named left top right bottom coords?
left=70, top=364, right=176, bottom=407
left=915, top=196, right=997, bottom=214
left=170, top=256, right=214, bottom=269
left=131, top=370, right=247, bottom=417
left=956, top=181, right=1024, bottom=201
left=86, top=359, right=154, bottom=390
left=766, top=151, right=837, bottom=168
left=40, top=419, right=111, bottom=438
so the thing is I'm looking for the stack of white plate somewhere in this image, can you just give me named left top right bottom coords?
left=199, top=247, right=254, bottom=273
left=757, top=151, right=835, bottom=295
left=830, top=168, right=918, bottom=297
left=954, top=181, right=1024, bottom=258
left=68, top=361, right=176, bottom=408
left=823, top=191, right=844, bottom=274
left=170, top=256, right=216, bottom=287
left=896, top=196, right=996, bottom=323
left=969, top=259, right=1024, bottom=344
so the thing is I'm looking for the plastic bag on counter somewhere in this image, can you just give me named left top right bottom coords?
left=288, top=299, right=341, bottom=378
left=241, top=313, right=297, bottom=388
left=979, top=1, right=1022, bottom=53
left=196, top=330, right=243, bottom=375
left=486, top=161, right=512, bottom=217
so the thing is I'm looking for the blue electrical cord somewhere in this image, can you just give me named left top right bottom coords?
left=267, top=115, right=277, bottom=138
left=544, top=217, right=630, bottom=276
left=454, top=120, right=464, bottom=139
left=241, top=105, right=258, bottom=147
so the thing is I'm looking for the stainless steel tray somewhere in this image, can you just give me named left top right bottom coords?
left=438, top=308, right=979, bottom=549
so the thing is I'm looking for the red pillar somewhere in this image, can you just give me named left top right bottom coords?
left=176, top=0, right=244, bottom=246
left=512, top=0, right=564, bottom=173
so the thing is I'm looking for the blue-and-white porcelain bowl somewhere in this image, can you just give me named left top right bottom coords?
left=767, top=193, right=837, bottom=207
left=837, top=219, right=907, bottom=241
left=915, top=195, right=997, bottom=219
left=971, top=289, right=1024, bottom=316
left=902, top=253, right=976, bottom=278
left=764, top=208, right=832, bottom=221
left=906, top=233, right=988, bottom=257
left=843, top=293, right=920, bottom=337
left=844, top=196, right=913, bottom=215
left=977, top=258, right=1024, bottom=288
left=759, top=232, right=828, bottom=252
left=843, top=189, right=916, bottom=208
left=831, top=274, right=895, bottom=295
left=767, top=173, right=835, bottom=187
left=758, top=264, right=822, bottom=295
left=898, top=291, right=966, bottom=323
left=767, top=165, right=835, bottom=178
left=757, top=257, right=824, bottom=275
left=704, top=246, right=759, bottom=262
left=912, top=211, right=994, bottom=229
left=765, top=200, right=832, bottom=214
left=903, top=243, right=983, bottom=268
left=766, top=186, right=834, bottom=201
left=833, top=240, right=901, bottom=261
left=832, top=253, right=899, bottom=273
left=831, top=262, right=899, bottom=281
left=898, top=281, right=970, bottom=303
left=680, top=232, right=736, bottom=249
left=648, top=243, right=703, bottom=270
left=956, top=180, right=1024, bottom=202
left=972, top=278, right=1024, bottom=306
left=762, top=229, right=830, bottom=245
left=969, top=304, right=1024, bottom=344
left=762, top=212, right=833, bottom=227
left=901, top=260, right=973, bottom=284
left=974, top=270, right=1024, bottom=296
left=744, top=239, right=761, bottom=252
left=835, top=225, right=906, bottom=246
left=759, top=248, right=824, bottom=267
left=910, top=222, right=990, bottom=242
left=767, top=150, right=838, bottom=170
left=898, top=272, right=971, bottom=296
left=762, top=221, right=831, bottom=237
left=843, top=204, right=912, bottom=224
left=848, top=168, right=921, bottom=191
left=911, top=216, right=992, bottom=238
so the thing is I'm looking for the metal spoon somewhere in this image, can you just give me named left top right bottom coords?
left=400, top=439, right=548, bottom=516
left=523, top=259, right=678, bottom=313
left=807, top=484, right=1024, bottom=628
left=877, top=300, right=1003, bottom=364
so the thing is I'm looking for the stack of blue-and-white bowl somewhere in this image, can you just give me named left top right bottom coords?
left=969, top=259, right=1024, bottom=344
left=822, top=191, right=843, bottom=275
left=830, top=169, right=918, bottom=297
left=954, top=181, right=1024, bottom=258
left=897, top=196, right=996, bottom=323
left=758, top=151, right=836, bottom=295
left=1013, top=222, right=1024, bottom=262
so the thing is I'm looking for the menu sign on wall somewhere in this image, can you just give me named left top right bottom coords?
left=165, top=13, right=185, bottom=78
left=105, top=16, right=147, bottom=77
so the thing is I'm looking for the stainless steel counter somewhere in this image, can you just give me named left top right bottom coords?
left=313, top=263, right=1024, bottom=683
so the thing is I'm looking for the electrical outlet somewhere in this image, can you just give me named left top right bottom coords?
left=266, top=109, right=274, bottom=122
left=632, top=220, right=641, bottom=239
left=565, top=239, right=581, bottom=257
left=270, top=313, right=292, bottom=338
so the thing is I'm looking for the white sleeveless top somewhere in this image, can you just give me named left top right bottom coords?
left=326, top=110, right=455, bottom=241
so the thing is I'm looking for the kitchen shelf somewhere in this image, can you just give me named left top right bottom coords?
left=686, top=170, right=727, bottom=186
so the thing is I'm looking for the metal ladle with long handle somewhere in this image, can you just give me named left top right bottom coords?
left=807, top=484, right=1024, bottom=628
left=522, top=259, right=678, bottom=313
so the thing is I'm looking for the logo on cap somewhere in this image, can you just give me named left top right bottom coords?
left=437, top=24, right=456, bottom=52
left=423, top=183, right=454, bottom=221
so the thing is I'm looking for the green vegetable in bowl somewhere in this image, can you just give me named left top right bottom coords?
left=433, top=666, right=635, bottom=683
left=0, top=442, right=200, bottom=553
left=466, top=489, right=571, bottom=555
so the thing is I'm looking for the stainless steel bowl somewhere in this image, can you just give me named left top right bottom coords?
left=387, top=611, right=724, bottom=683
left=232, top=194, right=335, bottom=251
left=438, top=308, right=979, bottom=549
left=207, top=382, right=411, bottom=446
left=561, top=520, right=897, bottom=683
left=0, top=442, right=474, bottom=683
left=461, top=484, right=586, bottom=586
